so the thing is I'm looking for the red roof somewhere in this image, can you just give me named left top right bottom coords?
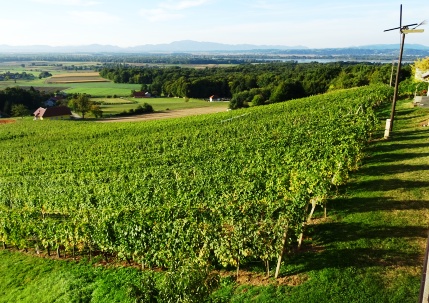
left=34, top=106, right=72, bottom=118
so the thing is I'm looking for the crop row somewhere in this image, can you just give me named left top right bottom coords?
left=0, top=85, right=393, bottom=275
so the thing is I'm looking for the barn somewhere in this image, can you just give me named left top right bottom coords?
left=33, top=106, right=72, bottom=120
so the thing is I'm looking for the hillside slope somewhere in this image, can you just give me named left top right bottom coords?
left=0, top=97, right=428, bottom=302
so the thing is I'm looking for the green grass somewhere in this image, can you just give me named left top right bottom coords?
left=143, top=98, right=228, bottom=111
left=0, top=250, right=140, bottom=303
left=99, top=97, right=228, bottom=115
left=63, top=82, right=141, bottom=97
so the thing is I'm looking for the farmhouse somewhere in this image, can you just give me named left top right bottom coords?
left=33, top=106, right=72, bottom=120
left=133, top=91, right=151, bottom=98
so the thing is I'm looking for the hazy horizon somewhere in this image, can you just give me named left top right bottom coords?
left=2, top=1, right=428, bottom=48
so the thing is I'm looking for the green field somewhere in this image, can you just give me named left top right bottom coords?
left=63, top=82, right=141, bottom=97
left=98, top=97, right=227, bottom=115
left=0, top=62, right=140, bottom=96
left=0, top=79, right=140, bottom=96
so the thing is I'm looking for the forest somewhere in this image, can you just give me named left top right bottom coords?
left=99, top=62, right=411, bottom=108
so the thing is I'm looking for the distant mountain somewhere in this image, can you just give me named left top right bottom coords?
left=127, top=40, right=308, bottom=52
left=0, top=44, right=124, bottom=53
left=0, top=40, right=428, bottom=53
left=0, top=41, right=307, bottom=53
left=352, top=44, right=429, bottom=50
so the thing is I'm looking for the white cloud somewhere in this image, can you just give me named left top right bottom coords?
left=69, top=11, right=121, bottom=25
left=31, top=0, right=100, bottom=6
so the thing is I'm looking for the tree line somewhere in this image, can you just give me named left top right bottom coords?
left=99, top=62, right=411, bottom=108
left=0, top=87, right=50, bottom=116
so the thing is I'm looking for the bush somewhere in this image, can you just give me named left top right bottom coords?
left=158, top=261, right=219, bottom=303
left=128, top=271, right=158, bottom=303
left=127, top=261, right=219, bottom=303
left=134, top=103, right=154, bottom=114
left=251, top=94, right=265, bottom=106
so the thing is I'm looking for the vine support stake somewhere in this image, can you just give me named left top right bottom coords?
left=275, top=223, right=289, bottom=279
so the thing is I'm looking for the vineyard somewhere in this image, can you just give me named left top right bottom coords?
left=0, top=85, right=393, bottom=278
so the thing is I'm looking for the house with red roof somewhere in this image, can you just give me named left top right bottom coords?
left=133, top=91, right=151, bottom=98
left=33, top=106, right=72, bottom=120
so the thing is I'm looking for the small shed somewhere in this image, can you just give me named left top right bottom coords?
left=34, top=106, right=72, bottom=120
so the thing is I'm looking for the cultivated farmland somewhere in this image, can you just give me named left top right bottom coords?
left=2, top=84, right=428, bottom=302
left=0, top=85, right=392, bottom=276
left=46, top=72, right=110, bottom=84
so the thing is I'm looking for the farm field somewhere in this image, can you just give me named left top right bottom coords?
left=46, top=72, right=109, bottom=84
left=0, top=61, right=228, bottom=116
left=0, top=61, right=140, bottom=96
left=2, top=96, right=428, bottom=302
left=62, top=82, right=141, bottom=97
left=99, top=97, right=228, bottom=116
left=4, top=84, right=427, bottom=302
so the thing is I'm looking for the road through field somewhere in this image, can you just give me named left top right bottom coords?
left=99, top=106, right=229, bottom=122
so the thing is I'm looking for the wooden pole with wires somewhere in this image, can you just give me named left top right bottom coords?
left=383, top=4, right=425, bottom=136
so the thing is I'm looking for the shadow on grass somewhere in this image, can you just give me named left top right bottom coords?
left=285, top=247, right=421, bottom=276
left=348, top=179, right=429, bottom=192
left=357, top=164, right=429, bottom=177
left=366, top=143, right=429, bottom=155
left=282, top=218, right=426, bottom=276
left=383, top=134, right=429, bottom=142
left=391, top=128, right=429, bottom=136
left=364, top=153, right=429, bottom=164
left=395, top=109, right=416, bottom=117
left=331, top=197, right=429, bottom=214
left=312, top=222, right=427, bottom=245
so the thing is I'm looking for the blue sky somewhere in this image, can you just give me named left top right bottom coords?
left=2, top=0, right=428, bottom=48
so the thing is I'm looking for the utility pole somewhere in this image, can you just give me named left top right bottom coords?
left=383, top=4, right=424, bottom=137
left=389, top=60, right=395, bottom=87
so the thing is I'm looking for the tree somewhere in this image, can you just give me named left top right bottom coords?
left=270, top=81, right=305, bottom=103
left=251, top=94, right=265, bottom=106
left=412, top=57, right=429, bottom=96
left=68, top=94, right=92, bottom=119
left=90, top=105, right=103, bottom=118
left=39, top=71, right=52, bottom=79
left=11, top=104, right=28, bottom=118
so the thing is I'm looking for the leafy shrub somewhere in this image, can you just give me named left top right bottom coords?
left=134, top=103, right=153, bottom=114
left=158, top=261, right=219, bottom=303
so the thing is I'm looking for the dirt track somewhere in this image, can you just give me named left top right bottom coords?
left=99, top=106, right=228, bottom=123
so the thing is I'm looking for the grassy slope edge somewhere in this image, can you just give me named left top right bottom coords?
left=1, top=99, right=428, bottom=303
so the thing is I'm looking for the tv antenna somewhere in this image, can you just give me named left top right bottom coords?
left=383, top=4, right=425, bottom=137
